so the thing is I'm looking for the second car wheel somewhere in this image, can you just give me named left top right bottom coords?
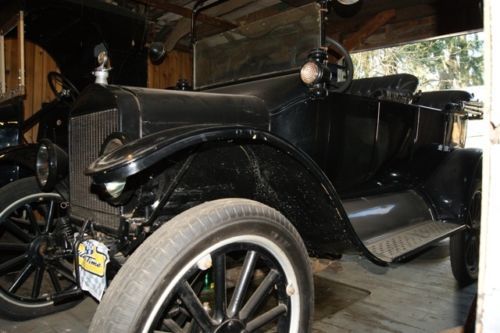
left=0, top=177, right=81, bottom=320
left=90, top=198, right=313, bottom=333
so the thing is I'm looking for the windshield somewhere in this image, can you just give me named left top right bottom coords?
left=194, top=3, right=322, bottom=89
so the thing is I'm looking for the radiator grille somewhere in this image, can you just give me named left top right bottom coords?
left=69, top=109, right=121, bottom=229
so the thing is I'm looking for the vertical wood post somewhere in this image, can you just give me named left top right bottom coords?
left=0, top=34, right=5, bottom=95
left=476, top=0, right=500, bottom=331
left=17, top=11, right=25, bottom=95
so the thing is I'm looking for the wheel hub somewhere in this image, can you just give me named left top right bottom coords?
left=214, top=319, right=246, bottom=333
left=29, top=236, right=50, bottom=259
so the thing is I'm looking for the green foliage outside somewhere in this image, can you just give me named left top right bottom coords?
left=352, top=32, right=484, bottom=91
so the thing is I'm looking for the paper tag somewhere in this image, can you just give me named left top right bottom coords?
left=77, top=239, right=110, bottom=301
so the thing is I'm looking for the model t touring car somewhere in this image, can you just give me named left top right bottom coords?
left=0, top=1, right=482, bottom=332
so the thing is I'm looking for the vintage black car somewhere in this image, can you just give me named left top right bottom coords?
left=0, top=1, right=481, bottom=332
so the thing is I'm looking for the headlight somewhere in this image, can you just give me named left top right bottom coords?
left=100, top=133, right=127, bottom=155
left=35, top=139, right=68, bottom=191
left=36, top=144, right=50, bottom=187
left=99, top=133, right=128, bottom=201
left=300, top=61, right=321, bottom=85
left=300, top=49, right=331, bottom=91
left=104, top=181, right=126, bottom=198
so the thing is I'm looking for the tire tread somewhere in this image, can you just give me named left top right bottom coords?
left=90, top=198, right=310, bottom=333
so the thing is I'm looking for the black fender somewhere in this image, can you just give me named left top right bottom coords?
left=0, top=144, right=37, bottom=187
left=87, top=125, right=385, bottom=262
left=422, top=147, right=482, bottom=221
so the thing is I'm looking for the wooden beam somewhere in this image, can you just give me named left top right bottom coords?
left=163, top=0, right=254, bottom=52
left=341, top=9, right=396, bottom=51
left=133, top=0, right=237, bottom=30
left=361, top=16, right=438, bottom=51
left=195, top=3, right=288, bottom=39
left=280, top=0, right=311, bottom=6
left=235, top=3, right=288, bottom=25
left=327, top=3, right=437, bottom=36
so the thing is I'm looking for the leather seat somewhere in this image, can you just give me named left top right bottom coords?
left=346, top=74, right=419, bottom=100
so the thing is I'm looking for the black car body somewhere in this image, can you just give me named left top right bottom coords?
left=0, top=1, right=482, bottom=331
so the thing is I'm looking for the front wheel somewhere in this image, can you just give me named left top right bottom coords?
left=90, top=199, right=313, bottom=333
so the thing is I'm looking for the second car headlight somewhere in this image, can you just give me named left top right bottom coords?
left=35, top=139, right=68, bottom=191
left=36, top=144, right=51, bottom=187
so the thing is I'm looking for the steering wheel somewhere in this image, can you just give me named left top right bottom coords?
left=325, top=37, right=354, bottom=93
left=47, top=71, right=80, bottom=103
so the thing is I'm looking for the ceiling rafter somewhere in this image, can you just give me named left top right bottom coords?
left=341, top=9, right=396, bottom=51
left=132, top=0, right=237, bottom=30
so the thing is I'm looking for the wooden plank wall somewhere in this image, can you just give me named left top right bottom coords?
left=4, top=40, right=192, bottom=142
left=147, top=50, right=192, bottom=89
left=4, top=38, right=58, bottom=142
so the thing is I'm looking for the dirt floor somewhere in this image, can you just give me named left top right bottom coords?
left=0, top=240, right=476, bottom=333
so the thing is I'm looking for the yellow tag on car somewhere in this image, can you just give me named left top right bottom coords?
left=77, top=240, right=110, bottom=301
left=78, top=241, right=108, bottom=277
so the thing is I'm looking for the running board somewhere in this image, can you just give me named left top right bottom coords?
left=365, top=220, right=465, bottom=263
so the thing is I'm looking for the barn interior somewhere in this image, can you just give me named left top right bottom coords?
left=0, top=0, right=489, bottom=332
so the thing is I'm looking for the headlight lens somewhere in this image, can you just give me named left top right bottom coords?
left=102, top=138, right=124, bottom=155
left=300, top=61, right=321, bottom=85
left=35, top=140, right=68, bottom=191
left=99, top=134, right=128, bottom=200
left=104, top=181, right=127, bottom=198
left=36, top=144, right=51, bottom=187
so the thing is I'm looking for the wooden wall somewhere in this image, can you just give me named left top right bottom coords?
left=147, top=50, right=192, bottom=89
left=4, top=40, right=192, bottom=142
left=3, top=38, right=58, bottom=142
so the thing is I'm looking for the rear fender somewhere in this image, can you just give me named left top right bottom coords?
left=87, top=126, right=380, bottom=261
left=422, top=148, right=482, bottom=221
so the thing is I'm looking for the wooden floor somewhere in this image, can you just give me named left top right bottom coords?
left=0, top=241, right=476, bottom=333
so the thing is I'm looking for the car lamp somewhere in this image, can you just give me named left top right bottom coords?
left=300, top=61, right=321, bottom=85
left=36, top=139, right=68, bottom=191
left=99, top=133, right=128, bottom=201
left=103, top=181, right=126, bottom=199
left=300, top=49, right=331, bottom=98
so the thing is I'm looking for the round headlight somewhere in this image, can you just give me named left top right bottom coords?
left=100, top=133, right=127, bottom=156
left=36, top=144, right=51, bottom=187
left=99, top=133, right=128, bottom=201
left=300, top=61, right=321, bottom=85
left=35, top=140, right=68, bottom=191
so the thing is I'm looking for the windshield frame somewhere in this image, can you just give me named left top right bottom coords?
left=193, top=3, right=323, bottom=90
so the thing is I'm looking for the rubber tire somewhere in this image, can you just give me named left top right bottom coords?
left=90, top=198, right=313, bottom=333
left=450, top=231, right=476, bottom=286
left=0, top=177, right=80, bottom=320
left=450, top=180, right=481, bottom=287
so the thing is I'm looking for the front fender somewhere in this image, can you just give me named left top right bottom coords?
left=0, top=144, right=37, bottom=187
left=86, top=125, right=388, bottom=263
left=87, top=125, right=278, bottom=183
left=0, top=144, right=37, bottom=171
